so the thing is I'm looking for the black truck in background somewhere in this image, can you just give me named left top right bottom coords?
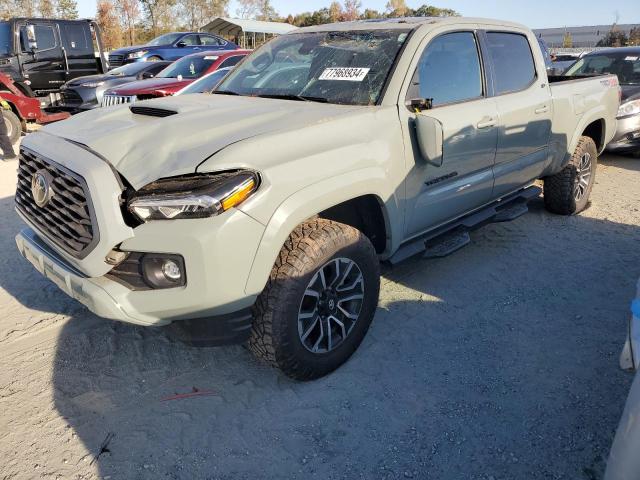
left=0, top=18, right=107, bottom=98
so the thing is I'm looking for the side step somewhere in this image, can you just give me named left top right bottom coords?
left=423, top=229, right=470, bottom=259
left=388, top=185, right=541, bottom=265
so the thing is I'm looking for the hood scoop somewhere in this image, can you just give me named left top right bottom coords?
left=129, top=106, right=178, bottom=118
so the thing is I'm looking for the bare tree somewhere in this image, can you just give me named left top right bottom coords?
left=114, top=0, right=140, bottom=45
left=342, top=0, right=361, bottom=21
left=235, top=0, right=258, bottom=19
left=328, top=1, right=342, bottom=22
left=96, top=0, right=123, bottom=49
left=178, top=0, right=228, bottom=30
left=38, top=0, right=55, bottom=17
left=56, top=0, right=79, bottom=19
left=385, top=0, right=407, bottom=17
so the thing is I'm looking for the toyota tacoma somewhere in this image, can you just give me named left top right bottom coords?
left=15, top=18, right=620, bottom=380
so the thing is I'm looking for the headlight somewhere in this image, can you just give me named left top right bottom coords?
left=80, top=81, right=105, bottom=88
left=127, top=50, right=148, bottom=59
left=618, top=100, right=640, bottom=119
left=128, top=171, right=259, bottom=222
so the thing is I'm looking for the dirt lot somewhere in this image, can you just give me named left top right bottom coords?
left=1, top=151, right=639, bottom=480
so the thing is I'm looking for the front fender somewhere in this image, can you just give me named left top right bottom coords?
left=243, top=167, right=400, bottom=296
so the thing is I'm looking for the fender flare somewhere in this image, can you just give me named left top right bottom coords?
left=243, top=167, right=400, bottom=295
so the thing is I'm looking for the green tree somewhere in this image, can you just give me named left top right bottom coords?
left=562, top=31, right=573, bottom=48
left=597, top=29, right=628, bottom=47
left=413, top=4, right=459, bottom=17
left=361, top=8, right=382, bottom=19
left=178, top=0, right=228, bottom=30
left=628, top=27, right=640, bottom=46
left=328, top=1, right=342, bottom=22
left=56, top=0, right=78, bottom=19
left=256, top=0, right=277, bottom=21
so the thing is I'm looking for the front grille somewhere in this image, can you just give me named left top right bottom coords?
left=109, top=54, right=124, bottom=68
left=129, top=106, right=177, bottom=117
left=61, top=89, right=83, bottom=105
left=15, top=148, right=98, bottom=258
left=101, top=94, right=136, bottom=107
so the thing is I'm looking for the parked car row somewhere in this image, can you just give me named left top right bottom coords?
left=58, top=49, right=248, bottom=111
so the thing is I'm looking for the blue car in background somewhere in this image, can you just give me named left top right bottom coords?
left=108, top=32, right=237, bottom=69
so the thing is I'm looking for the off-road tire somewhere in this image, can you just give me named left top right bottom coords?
left=3, top=110, right=21, bottom=145
left=248, top=219, right=380, bottom=381
left=543, top=136, right=597, bottom=215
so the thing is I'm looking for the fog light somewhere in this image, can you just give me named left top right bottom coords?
left=141, top=254, right=186, bottom=289
left=162, top=259, right=182, bottom=281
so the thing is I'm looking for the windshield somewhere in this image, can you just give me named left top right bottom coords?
left=109, top=63, right=151, bottom=76
left=0, top=22, right=11, bottom=56
left=565, top=51, right=640, bottom=85
left=146, top=33, right=183, bottom=46
left=157, top=55, right=216, bottom=79
left=216, top=30, right=410, bottom=106
left=177, top=68, right=232, bottom=95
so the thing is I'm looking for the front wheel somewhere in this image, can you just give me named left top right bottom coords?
left=3, top=110, right=21, bottom=144
left=543, top=136, right=598, bottom=215
left=249, top=219, right=380, bottom=380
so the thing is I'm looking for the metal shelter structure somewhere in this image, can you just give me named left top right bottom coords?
left=201, top=17, right=298, bottom=49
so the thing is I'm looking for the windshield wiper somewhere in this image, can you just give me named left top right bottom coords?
left=256, top=94, right=329, bottom=103
left=212, top=90, right=241, bottom=96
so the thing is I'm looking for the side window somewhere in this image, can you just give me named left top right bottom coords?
left=486, top=32, right=536, bottom=94
left=219, top=55, right=244, bottom=69
left=61, top=24, right=92, bottom=54
left=20, top=25, right=57, bottom=52
left=200, top=35, right=225, bottom=46
left=408, top=32, right=483, bottom=107
left=178, top=34, right=199, bottom=46
left=147, top=63, right=168, bottom=75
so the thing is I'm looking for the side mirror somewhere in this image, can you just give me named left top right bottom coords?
left=141, top=71, right=155, bottom=79
left=414, top=114, right=444, bottom=167
left=176, top=41, right=187, bottom=48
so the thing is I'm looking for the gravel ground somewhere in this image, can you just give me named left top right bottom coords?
left=1, top=151, right=639, bottom=480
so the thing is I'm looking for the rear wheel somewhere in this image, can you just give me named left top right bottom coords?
left=543, top=136, right=598, bottom=215
left=146, top=56, right=163, bottom=62
left=249, top=219, right=380, bottom=380
left=3, top=110, right=21, bottom=144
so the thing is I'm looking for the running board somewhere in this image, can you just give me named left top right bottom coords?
left=388, top=186, right=541, bottom=265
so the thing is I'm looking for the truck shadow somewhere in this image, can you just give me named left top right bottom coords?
left=33, top=199, right=639, bottom=479
left=600, top=152, right=640, bottom=172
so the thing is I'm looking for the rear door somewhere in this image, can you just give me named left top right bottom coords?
left=481, top=30, right=552, bottom=196
left=400, top=29, right=498, bottom=237
left=17, top=21, right=65, bottom=91
left=199, top=34, right=230, bottom=50
left=58, top=21, right=97, bottom=81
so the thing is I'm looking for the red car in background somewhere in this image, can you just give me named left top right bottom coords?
left=101, top=50, right=250, bottom=106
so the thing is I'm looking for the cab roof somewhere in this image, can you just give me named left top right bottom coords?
left=297, top=17, right=529, bottom=33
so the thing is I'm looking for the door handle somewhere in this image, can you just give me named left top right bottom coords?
left=477, top=118, right=496, bottom=129
left=535, top=106, right=549, bottom=114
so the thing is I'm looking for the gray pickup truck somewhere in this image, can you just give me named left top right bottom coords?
left=15, top=17, right=620, bottom=380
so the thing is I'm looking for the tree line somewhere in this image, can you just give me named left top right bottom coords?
left=0, top=0, right=459, bottom=50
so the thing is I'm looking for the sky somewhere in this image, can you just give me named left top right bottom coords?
left=76, top=0, right=640, bottom=30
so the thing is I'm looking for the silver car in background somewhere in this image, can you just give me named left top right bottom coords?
left=565, top=47, right=640, bottom=156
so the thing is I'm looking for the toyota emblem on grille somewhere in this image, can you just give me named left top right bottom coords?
left=31, top=170, right=54, bottom=208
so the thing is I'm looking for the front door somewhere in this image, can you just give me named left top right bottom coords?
left=400, top=30, right=498, bottom=237
left=482, top=30, right=553, bottom=196
left=17, top=21, right=65, bottom=92
left=59, top=21, right=97, bottom=81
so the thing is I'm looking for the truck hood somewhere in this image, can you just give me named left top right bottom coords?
left=65, top=73, right=136, bottom=88
left=106, top=77, right=191, bottom=96
left=38, top=94, right=364, bottom=189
